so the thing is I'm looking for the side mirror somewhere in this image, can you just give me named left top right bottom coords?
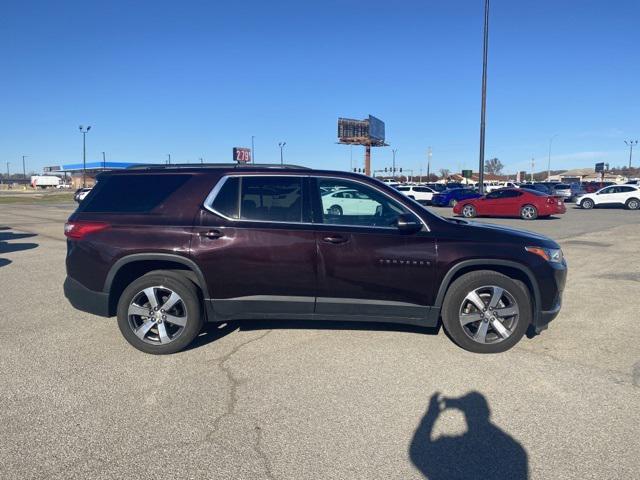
left=395, top=214, right=422, bottom=234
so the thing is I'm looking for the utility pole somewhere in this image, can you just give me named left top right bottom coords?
left=625, top=140, right=638, bottom=168
left=427, top=146, right=432, bottom=180
left=392, top=149, right=398, bottom=179
left=79, top=125, right=91, bottom=188
left=477, top=0, right=490, bottom=195
left=278, top=142, right=286, bottom=165
left=22, top=155, right=28, bottom=179
left=547, top=134, right=558, bottom=180
left=531, top=157, right=535, bottom=182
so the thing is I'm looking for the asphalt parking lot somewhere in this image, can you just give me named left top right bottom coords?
left=1, top=203, right=639, bottom=480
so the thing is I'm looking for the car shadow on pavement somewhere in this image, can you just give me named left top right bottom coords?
left=410, top=391, right=528, bottom=480
left=239, top=318, right=440, bottom=336
left=184, top=321, right=240, bottom=351
left=0, top=230, right=38, bottom=255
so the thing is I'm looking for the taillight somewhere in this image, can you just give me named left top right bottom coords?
left=64, top=221, right=109, bottom=239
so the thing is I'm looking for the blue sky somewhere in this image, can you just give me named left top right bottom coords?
left=1, top=0, right=639, bottom=175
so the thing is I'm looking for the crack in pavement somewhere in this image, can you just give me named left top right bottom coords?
left=206, top=330, right=276, bottom=479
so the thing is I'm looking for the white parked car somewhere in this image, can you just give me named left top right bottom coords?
left=485, top=182, right=518, bottom=193
left=321, top=188, right=379, bottom=215
left=576, top=184, right=640, bottom=210
left=74, top=188, right=93, bottom=203
left=396, top=185, right=436, bottom=204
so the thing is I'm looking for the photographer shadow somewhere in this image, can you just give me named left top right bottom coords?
left=410, top=391, right=528, bottom=480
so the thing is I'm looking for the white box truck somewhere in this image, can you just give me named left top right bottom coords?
left=31, top=175, right=61, bottom=189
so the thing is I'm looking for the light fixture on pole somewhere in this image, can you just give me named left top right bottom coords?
left=278, top=142, right=286, bottom=165
left=79, top=125, right=91, bottom=188
left=547, top=134, right=558, bottom=180
left=624, top=140, right=638, bottom=168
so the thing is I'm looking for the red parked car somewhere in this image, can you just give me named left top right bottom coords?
left=453, top=188, right=566, bottom=220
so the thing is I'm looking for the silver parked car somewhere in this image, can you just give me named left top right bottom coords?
left=551, top=183, right=572, bottom=201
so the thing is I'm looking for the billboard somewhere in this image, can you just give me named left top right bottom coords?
left=337, top=115, right=385, bottom=144
left=233, top=147, right=252, bottom=163
left=368, top=115, right=385, bottom=142
left=338, top=117, right=368, bottom=140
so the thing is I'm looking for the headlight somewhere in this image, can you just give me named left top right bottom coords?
left=525, top=246, right=564, bottom=263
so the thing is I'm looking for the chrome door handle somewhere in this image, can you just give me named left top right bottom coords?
left=323, top=235, right=348, bottom=244
left=200, top=230, right=223, bottom=239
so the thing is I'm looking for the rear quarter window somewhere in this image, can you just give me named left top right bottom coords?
left=80, top=174, right=190, bottom=213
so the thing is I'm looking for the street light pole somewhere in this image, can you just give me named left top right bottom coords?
left=625, top=140, right=638, bottom=168
left=22, top=155, right=28, bottom=179
left=427, top=146, right=432, bottom=180
left=392, top=149, right=398, bottom=179
left=79, top=125, right=91, bottom=188
left=278, top=142, right=286, bottom=165
left=167, top=154, right=171, bottom=165
left=547, top=134, right=558, bottom=180
left=102, top=151, right=106, bottom=170
left=477, top=0, right=490, bottom=195
left=251, top=136, right=255, bottom=163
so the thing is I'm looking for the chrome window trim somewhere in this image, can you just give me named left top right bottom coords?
left=203, top=174, right=430, bottom=232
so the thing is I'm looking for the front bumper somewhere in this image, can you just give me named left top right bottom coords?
left=64, top=276, right=111, bottom=317
left=532, top=261, right=566, bottom=332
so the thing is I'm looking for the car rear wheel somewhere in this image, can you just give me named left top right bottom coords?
left=462, top=204, right=477, bottom=218
left=580, top=198, right=594, bottom=209
left=441, top=271, right=531, bottom=353
left=625, top=198, right=640, bottom=210
left=520, top=204, right=538, bottom=220
left=117, top=271, right=203, bottom=354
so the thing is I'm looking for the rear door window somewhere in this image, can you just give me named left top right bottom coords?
left=80, top=174, right=190, bottom=213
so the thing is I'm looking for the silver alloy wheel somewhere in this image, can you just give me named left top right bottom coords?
left=462, top=204, right=476, bottom=218
left=127, top=286, right=188, bottom=345
left=521, top=205, right=536, bottom=219
left=581, top=199, right=594, bottom=209
left=628, top=199, right=639, bottom=210
left=458, top=285, right=520, bottom=344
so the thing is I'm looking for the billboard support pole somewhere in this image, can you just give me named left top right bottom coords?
left=365, top=145, right=371, bottom=176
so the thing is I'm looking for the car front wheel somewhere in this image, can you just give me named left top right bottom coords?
left=462, top=204, right=477, bottom=218
left=580, top=198, right=594, bottom=209
left=441, top=271, right=531, bottom=353
left=117, top=271, right=204, bottom=354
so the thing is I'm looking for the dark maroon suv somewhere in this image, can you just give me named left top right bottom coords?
left=64, top=164, right=566, bottom=354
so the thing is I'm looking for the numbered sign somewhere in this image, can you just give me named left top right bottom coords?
left=233, top=147, right=252, bottom=163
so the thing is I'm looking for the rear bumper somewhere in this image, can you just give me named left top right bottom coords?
left=64, top=276, right=111, bottom=317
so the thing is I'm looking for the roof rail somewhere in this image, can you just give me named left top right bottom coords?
left=125, top=163, right=310, bottom=170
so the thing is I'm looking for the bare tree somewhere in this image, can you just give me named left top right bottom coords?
left=484, top=157, right=504, bottom=175
left=439, top=168, right=450, bottom=179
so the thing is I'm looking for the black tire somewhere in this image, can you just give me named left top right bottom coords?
left=461, top=204, right=477, bottom=218
left=625, top=198, right=640, bottom=210
left=117, top=271, right=203, bottom=354
left=520, top=204, right=538, bottom=220
left=441, top=271, right=531, bottom=354
left=580, top=198, right=594, bottom=209
left=328, top=205, right=343, bottom=216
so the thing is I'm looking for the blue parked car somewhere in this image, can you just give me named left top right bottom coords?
left=431, top=188, right=481, bottom=207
